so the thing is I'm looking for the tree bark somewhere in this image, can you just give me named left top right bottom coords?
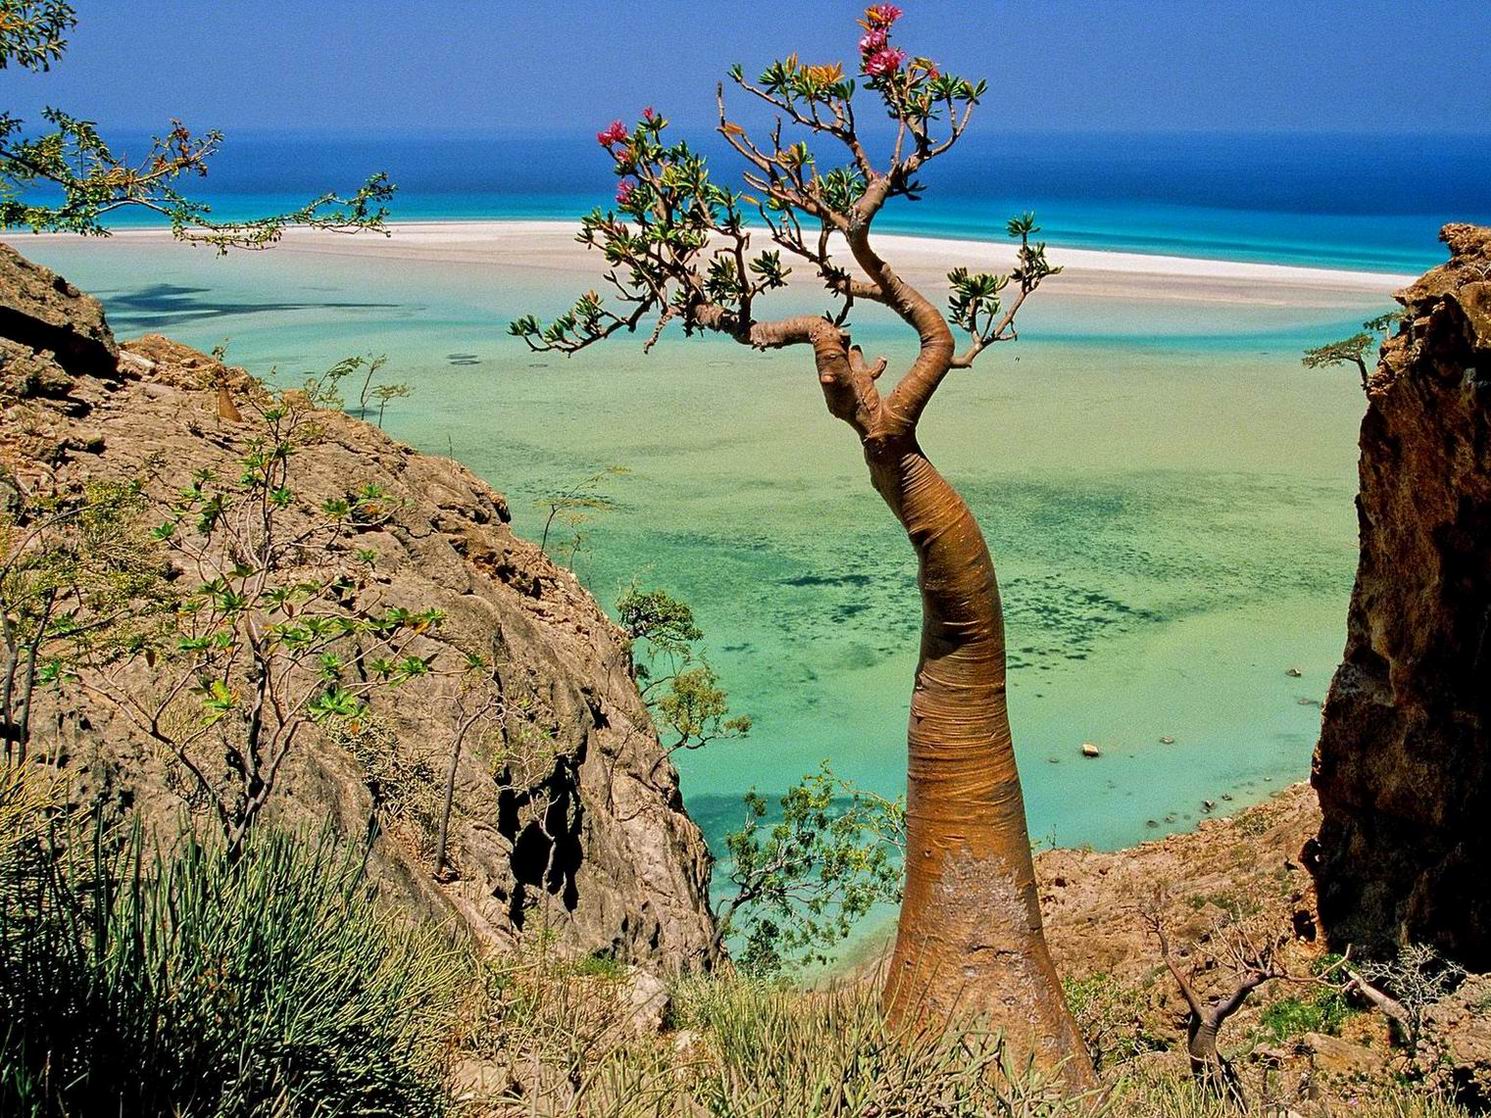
left=872, top=437, right=1093, bottom=1090
left=1186, top=1017, right=1243, bottom=1104
left=806, top=325, right=1095, bottom=1091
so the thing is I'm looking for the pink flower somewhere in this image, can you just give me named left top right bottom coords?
left=596, top=120, right=628, bottom=147
left=859, top=28, right=888, bottom=54
left=862, top=47, right=905, bottom=77
left=864, top=4, right=902, bottom=28
left=615, top=179, right=636, bottom=205
left=642, top=106, right=656, bottom=121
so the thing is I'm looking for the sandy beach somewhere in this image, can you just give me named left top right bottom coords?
left=73, top=219, right=1413, bottom=311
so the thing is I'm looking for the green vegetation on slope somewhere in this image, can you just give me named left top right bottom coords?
left=0, top=767, right=468, bottom=1117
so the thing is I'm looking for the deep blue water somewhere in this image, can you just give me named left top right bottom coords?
left=91, top=129, right=1491, bottom=272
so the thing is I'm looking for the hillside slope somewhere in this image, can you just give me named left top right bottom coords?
left=0, top=242, right=715, bottom=970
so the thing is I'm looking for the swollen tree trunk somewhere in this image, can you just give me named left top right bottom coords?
left=1186, top=1017, right=1243, bottom=1105
left=867, top=435, right=1094, bottom=1090
left=1152, top=916, right=1266, bottom=1109
left=795, top=304, right=1092, bottom=1090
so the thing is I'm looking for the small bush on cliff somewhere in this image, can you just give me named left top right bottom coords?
left=621, top=585, right=899, bottom=973
left=32, top=379, right=453, bottom=856
left=536, top=465, right=630, bottom=566
left=1, top=477, right=168, bottom=763
left=622, top=586, right=903, bottom=974
left=1064, top=972, right=1168, bottom=1071
left=290, top=351, right=411, bottom=426
left=324, top=710, right=445, bottom=846
left=716, top=762, right=903, bottom=972
left=0, top=801, right=468, bottom=1117
left=617, top=583, right=752, bottom=776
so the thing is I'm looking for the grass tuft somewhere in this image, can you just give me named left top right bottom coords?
left=0, top=794, right=469, bottom=1117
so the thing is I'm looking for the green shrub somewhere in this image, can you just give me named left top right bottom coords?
left=1258, top=996, right=1323, bottom=1041
left=573, top=952, right=629, bottom=980
left=1258, top=990, right=1354, bottom=1042
left=0, top=807, right=468, bottom=1116
left=1064, top=972, right=1168, bottom=1070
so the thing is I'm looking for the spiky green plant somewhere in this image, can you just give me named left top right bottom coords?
left=1107, top=1072, right=1472, bottom=1118
left=0, top=810, right=469, bottom=1116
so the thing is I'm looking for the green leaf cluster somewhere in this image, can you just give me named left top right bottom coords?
left=617, top=584, right=704, bottom=665
left=615, top=583, right=751, bottom=752
left=722, top=762, right=904, bottom=974
left=1258, top=989, right=1356, bottom=1042
left=0, top=0, right=74, bottom=72
left=1302, top=310, right=1403, bottom=382
left=655, top=661, right=752, bottom=749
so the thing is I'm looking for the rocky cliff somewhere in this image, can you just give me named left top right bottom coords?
left=1310, top=223, right=1491, bottom=969
left=0, top=241, right=716, bottom=970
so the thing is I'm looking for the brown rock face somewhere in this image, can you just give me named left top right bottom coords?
left=1310, top=223, right=1491, bottom=968
left=1, top=243, right=716, bottom=970
left=0, top=242, right=117, bottom=378
left=1419, top=973, right=1491, bottom=1107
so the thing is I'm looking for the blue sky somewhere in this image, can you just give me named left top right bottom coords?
left=2, top=1, right=1488, bottom=136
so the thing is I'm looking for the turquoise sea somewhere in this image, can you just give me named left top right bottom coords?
left=14, top=130, right=1487, bottom=867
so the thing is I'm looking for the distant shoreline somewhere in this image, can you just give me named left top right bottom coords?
left=25, top=219, right=1414, bottom=307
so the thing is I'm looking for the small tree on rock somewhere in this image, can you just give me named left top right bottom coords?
left=616, top=583, right=703, bottom=694
left=1, top=478, right=166, bottom=762
left=1302, top=311, right=1403, bottom=389
left=534, top=466, right=629, bottom=565
left=1145, top=904, right=1288, bottom=1106
left=616, top=584, right=751, bottom=781
left=49, top=377, right=449, bottom=855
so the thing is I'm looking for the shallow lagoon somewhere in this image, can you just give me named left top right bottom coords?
left=22, top=233, right=1387, bottom=855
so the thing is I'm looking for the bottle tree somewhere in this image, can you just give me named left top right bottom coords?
left=513, top=5, right=1092, bottom=1087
